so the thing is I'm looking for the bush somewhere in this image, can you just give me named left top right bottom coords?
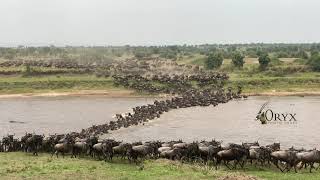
left=205, top=53, right=223, bottom=69
left=231, top=52, right=245, bottom=68
left=308, top=54, right=320, bottom=71
left=258, top=53, right=271, bottom=71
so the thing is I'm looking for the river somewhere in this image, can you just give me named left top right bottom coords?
left=1, top=96, right=319, bottom=149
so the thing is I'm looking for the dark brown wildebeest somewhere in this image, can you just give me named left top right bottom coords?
left=271, top=150, right=299, bottom=172
left=199, top=145, right=222, bottom=163
left=25, top=134, right=44, bottom=156
left=101, top=139, right=120, bottom=161
left=72, top=140, right=88, bottom=158
left=216, top=147, right=249, bottom=170
left=113, top=143, right=132, bottom=160
left=160, top=148, right=182, bottom=160
left=296, top=150, right=320, bottom=173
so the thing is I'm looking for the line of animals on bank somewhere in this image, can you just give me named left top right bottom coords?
left=0, top=58, right=201, bottom=76
left=112, top=73, right=228, bottom=94
left=1, top=134, right=320, bottom=173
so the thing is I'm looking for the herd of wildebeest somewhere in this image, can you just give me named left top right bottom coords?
left=2, top=133, right=320, bottom=173
left=1, top=67, right=319, bottom=174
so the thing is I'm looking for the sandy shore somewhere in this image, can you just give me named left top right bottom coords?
left=0, top=90, right=320, bottom=98
left=0, top=90, right=144, bottom=99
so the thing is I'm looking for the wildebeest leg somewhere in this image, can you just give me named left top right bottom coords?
left=103, top=152, right=108, bottom=162
left=35, top=147, right=39, bottom=156
left=224, top=161, right=232, bottom=170
left=51, top=151, right=55, bottom=158
left=110, top=153, right=114, bottom=161
left=273, top=160, right=284, bottom=172
left=259, top=158, right=264, bottom=166
left=286, top=163, right=293, bottom=172
left=233, top=160, right=239, bottom=169
left=215, top=158, right=221, bottom=170
left=241, top=159, right=246, bottom=169
left=55, top=151, right=59, bottom=158
left=310, top=162, right=314, bottom=173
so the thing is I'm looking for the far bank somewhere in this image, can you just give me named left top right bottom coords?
left=0, top=74, right=320, bottom=98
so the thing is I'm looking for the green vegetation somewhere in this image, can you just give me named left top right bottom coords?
left=0, top=64, right=319, bottom=95
left=308, top=53, right=320, bottom=71
left=0, top=75, right=124, bottom=94
left=258, top=52, right=271, bottom=70
left=0, top=44, right=320, bottom=95
left=231, top=51, right=245, bottom=68
left=205, top=53, right=223, bottom=69
left=1, top=152, right=320, bottom=180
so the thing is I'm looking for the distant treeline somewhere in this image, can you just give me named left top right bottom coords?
left=1, top=43, right=320, bottom=61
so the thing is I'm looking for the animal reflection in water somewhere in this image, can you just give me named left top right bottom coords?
left=256, top=102, right=269, bottom=124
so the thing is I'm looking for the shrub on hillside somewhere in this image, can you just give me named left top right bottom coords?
left=308, top=54, right=320, bottom=71
left=205, top=53, right=223, bottom=70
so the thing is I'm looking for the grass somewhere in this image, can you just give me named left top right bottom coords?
left=1, top=152, right=320, bottom=180
left=0, top=73, right=320, bottom=95
left=0, top=75, right=125, bottom=94
left=0, top=152, right=229, bottom=180
left=0, top=56, right=319, bottom=95
left=227, top=74, right=320, bottom=94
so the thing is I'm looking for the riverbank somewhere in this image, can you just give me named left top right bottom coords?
left=0, top=90, right=143, bottom=99
left=1, top=152, right=320, bottom=180
left=1, top=89, right=320, bottom=99
left=0, top=74, right=320, bottom=98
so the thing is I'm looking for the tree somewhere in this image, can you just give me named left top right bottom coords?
left=296, top=50, right=308, bottom=59
left=308, top=53, right=320, bottom=71
left=205, top=53, right=223, bottom=69
left=231, top=52, right=245, bottom=68
left=258, top=53, right=271, bottom=70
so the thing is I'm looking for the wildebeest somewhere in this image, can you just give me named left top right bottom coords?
left=92, top=142, right=104, bottom=159
left=216, top=147, right=249, bottom=170
left=113, top=143, right=132, bottom=160
left=51, top=134, right=75, bottom=158
left=160, top=148, right=182, bottom=160
left=242, top=141, right=259, bottom=149
left=24, top=134, right=44, bottom=155
left=86, top=136, right=98, bottom=157
left=271, top=150, right=299, bottom=172
left=199, top=145, right=221, bottom=163
left=248, top=146, right=271, bottom=166
left=72, top=139, right=88, bottom=158
left=296, top=150, right=320, bottom=173
left=128, top=144, right=155, bottom=163
left=101, top=139, right=121, bottom=161
left=2, top=135, right=15, bottom=152
left=266, top=143, right=280, bottom=151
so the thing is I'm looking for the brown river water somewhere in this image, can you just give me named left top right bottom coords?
left=1, top=96, right=320, bottom=149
